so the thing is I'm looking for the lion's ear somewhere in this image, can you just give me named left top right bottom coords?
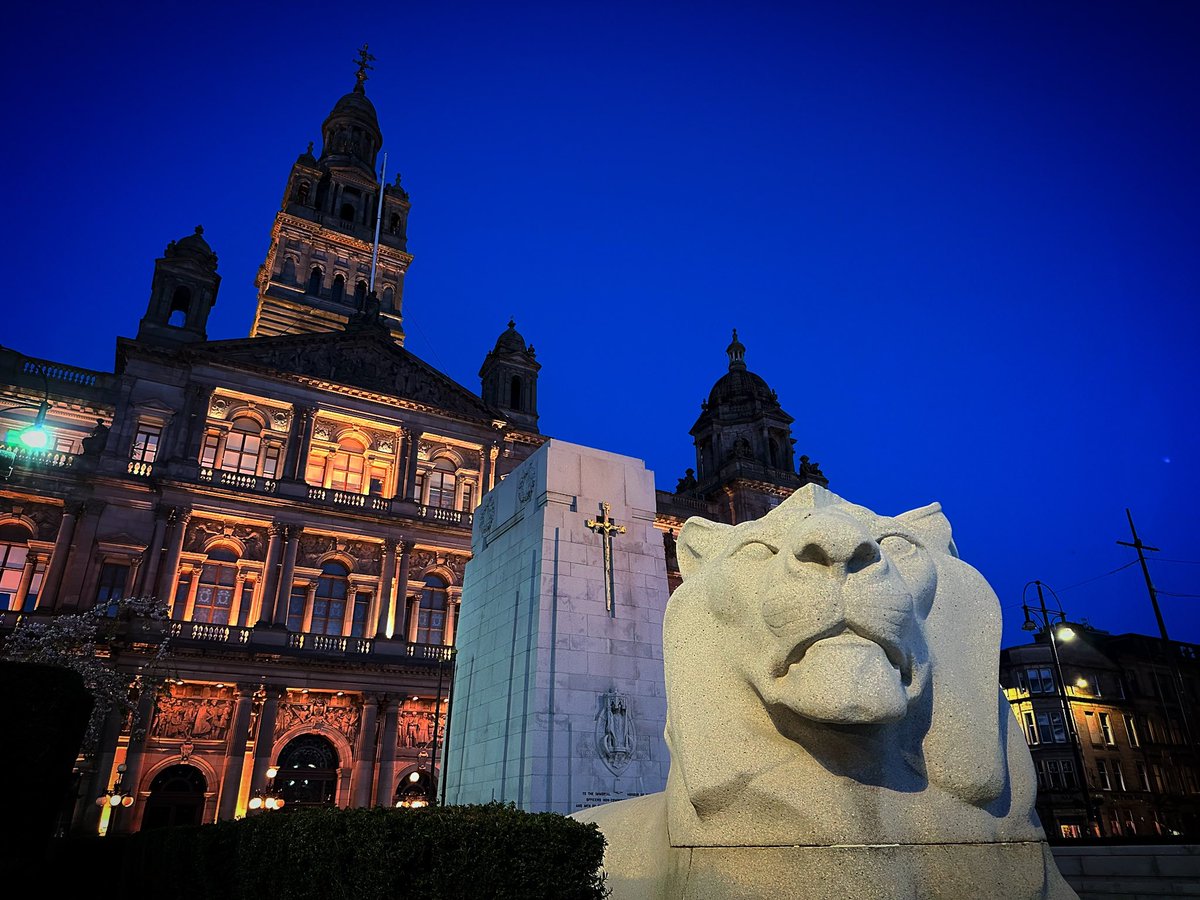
left=896, top=502, right=958, bottom=558
left=677, top=517, right=732, bottom=580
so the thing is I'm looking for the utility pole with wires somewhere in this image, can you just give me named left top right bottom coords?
left=1117, top=508, right=1168, bottom=641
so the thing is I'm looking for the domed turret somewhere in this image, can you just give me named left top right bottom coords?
left=137, top=227, right=221, bottom=345
left=318, top=47, right=383, bottom=173
left=480, top=320, right=541, bottom=432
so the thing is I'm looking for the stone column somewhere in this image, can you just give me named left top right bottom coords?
left=256, top=524, right=284, bottom=625
left=14, top=551, right=41, bottom=610
left=109, top=687, right=158, bottom=834
left=481, top=442, right=496, bottom=497
left=445, top=596, right=459, bottom=646
left=351, top=696, right=380, bottom=808
left=248, top=686, right=285, bottom=802
left=136, top=506, right=170, bottom=596
left=374, top=540, right=398, bottom=638
left=181, top=383, right=215, bottom=461
left=393, top=428, right=409, bottom=500
left=269, top=527, right=300, bottom=626
left=157, top=508, right=192, bottom=615
left=233, top=573, right=251, bottom=627
left=217, top=683, right=258, bottom=821
left=395, top=543, right=412, bottom=640
left=406, top=593, right=421, bottom=644
left=404, top=430, right=423, bottom=500
left=180, top=565, right=202, bottom=621
left=40, top=502, right=80, bottom=610
left=283, top=405, right=312, bottom=481
left=373, top=696, right=399, bottom=806
left=56, top=500, right=107, bottom=611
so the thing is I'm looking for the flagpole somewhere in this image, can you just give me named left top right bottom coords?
left=369, top=152, right=387, bottom=295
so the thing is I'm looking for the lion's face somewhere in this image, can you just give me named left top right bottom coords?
left=674, top=489, right=945, bottom=727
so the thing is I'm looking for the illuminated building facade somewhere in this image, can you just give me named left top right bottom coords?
left=0, top=62, right=542, bottom=834
left=0, top=54, right=826, bottom=836
left=1001, top=625, right=1200, bottom=840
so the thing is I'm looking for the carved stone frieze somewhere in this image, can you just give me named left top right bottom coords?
left=276, top=695, right=362, bottom=747
left=183, top=519, right=268, bottom=560
left=298, top=533, right=337, bottom=568
left=409, top=549, right=468, bottom=583
left=397, top=707, right=447, bottom=752
left=150, top=695, right=235, bottom=742
left=346, top=539, right=381, bottom=575
left=7, top=501, right=63, bottom=541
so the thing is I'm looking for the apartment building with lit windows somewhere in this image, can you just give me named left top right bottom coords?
left=1001, top=624, right=1200, bottom=840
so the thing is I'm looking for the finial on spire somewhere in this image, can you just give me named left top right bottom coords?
left=726, top=328, right=747, bottom=371
left=508, top=318, right=516, bottom=329
left=354, top=43, right=376, bottom=92
left=195, top=225, right=204, bottom=235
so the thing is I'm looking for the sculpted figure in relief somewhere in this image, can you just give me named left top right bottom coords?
left=574, top=484, right=1076, bottom=899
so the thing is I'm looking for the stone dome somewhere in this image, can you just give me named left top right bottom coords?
left=167, top=227, right=217, bottom=270
left=493, top=319, right=529, bottom=354
left=705, top=329, right=779, bottom=412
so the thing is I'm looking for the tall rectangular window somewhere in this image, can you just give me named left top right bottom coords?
left=1124, top=714, right=1141, bottom=748
left=286, top=585, right=307, bottom=632
left=1112, top=762, right=1126, bottom=791
left=94, top=562, right=130, bottom=612
left=1097, top=759, right=1112, bottom=791
left=200, top=432, right=220, bottom=467
left=1099, top=712, right=1116, bottom=746
left=131, top=423, right=162, bottom=462
left=262, top=444, right=281, bottom=479
left=350, top=591, right=372, bottom=638
left=1024, top=711, right=1039, bottom=745
left=1138, top=762, right=1151, bottom=792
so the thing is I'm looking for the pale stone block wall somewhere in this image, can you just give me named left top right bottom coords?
left=445, top=439, right=670, bottom=814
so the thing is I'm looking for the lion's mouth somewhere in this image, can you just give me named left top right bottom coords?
left=778, top=626, right=911, bottom=684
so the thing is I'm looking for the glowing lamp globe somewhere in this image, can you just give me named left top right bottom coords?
left=248, top=796, right=263, bottom=810
left=121, top=795, right=134, bottom=808
left=108, top=794, right=122, bottom=808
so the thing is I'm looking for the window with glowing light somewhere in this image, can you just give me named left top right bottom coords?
left=426, top=458, right=457, bottom=509
left=94, top=561, right=129, bottom=614
left=0, top=522, right=36, bottom=611
left=220, top=417, right=263, bottom=475
left=329, top=438, right=367, bottom=493
left=192, top=548, right=238, bottom=625
left=277, top=734, right=339, bottom=807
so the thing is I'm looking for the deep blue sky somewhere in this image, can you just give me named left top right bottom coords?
left=2, top=1, right=1197, bottom=647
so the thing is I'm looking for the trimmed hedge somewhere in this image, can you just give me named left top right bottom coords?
left=119, top=803, right=607, bottom=899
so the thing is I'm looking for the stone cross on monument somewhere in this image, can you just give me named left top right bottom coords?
left=586, top=501, right=626, bottom=614
left=354, top=43, right=376, bottom=86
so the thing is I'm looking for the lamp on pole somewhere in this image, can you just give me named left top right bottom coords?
left=1, top=363, right=54, bottom=451
left=1022, top=580, right=1103, bottom=838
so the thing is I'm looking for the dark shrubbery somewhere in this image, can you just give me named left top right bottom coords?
left=117, top=803, right=607, bottom=899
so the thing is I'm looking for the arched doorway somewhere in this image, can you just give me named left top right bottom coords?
left=141, top=765, right=207, bottom=830
left=394, top=767, right=437, bottom=808
left=276, top=734, right=339, bottom=807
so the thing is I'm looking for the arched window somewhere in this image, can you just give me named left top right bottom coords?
left=297, top=181, right=311, bottom=205
left=168, top=286, right=191, bottom=327
left=308, top=267, right=323, bottom=295
left=192, top=547, right=238, bottom=624
left=388, top=213, right=401, bottom=234
left=331, top=274, right=345, bottom=304
left=221, top=417, right=263, bottom=475
left=416, top=574, right=448, bottom=645
left=426, top=458, right=457, bottom=509
left=311, top=561, right=349, bottom=635
left=340, top=202, right=355, bottom=223
left=141, top=765, right=207, bottom=830
left=277, top=734, right=339, bottom=807
left=329, top=437, right=366, bottom=493
left=354, top=281, right=368, bottom=307
left=0, top=522, right=37, bottom=612
left=382, top=286, right=394, bottom=310
left=509, top=375, right=523, bottom=410
left=280, top=257, right=297, bottom=283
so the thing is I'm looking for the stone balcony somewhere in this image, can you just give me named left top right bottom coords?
left=0, top=610, right=454, bottom=668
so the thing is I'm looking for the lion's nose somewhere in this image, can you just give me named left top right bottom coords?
left=791, top=516, right=880, bottom=574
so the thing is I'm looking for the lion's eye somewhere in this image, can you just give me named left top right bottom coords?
left=879, top=534, right=918, bottom=557
left=734, top=540, right=778, bottom=559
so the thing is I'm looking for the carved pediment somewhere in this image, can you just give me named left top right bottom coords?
left=191, top=331, right=498, bottom=422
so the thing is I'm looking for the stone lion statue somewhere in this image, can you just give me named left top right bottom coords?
left=573, top=485, right=1076, bottom=899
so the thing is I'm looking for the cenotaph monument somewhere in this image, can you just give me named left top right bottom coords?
left=444, top=440, right=671, bottom=813
left=573, top=484, right=1078, bottom=899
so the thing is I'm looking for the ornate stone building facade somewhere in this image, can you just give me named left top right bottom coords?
left=0, top=65, right=542, bottom=834
left=0, top=59, right=825, bottom=835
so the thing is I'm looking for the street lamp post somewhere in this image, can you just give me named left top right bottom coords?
left=1022, top=580, right=1103, bottom=838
